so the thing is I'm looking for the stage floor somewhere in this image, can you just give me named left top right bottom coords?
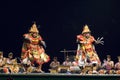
left=1, top=73, right=120, bottom=76
left=0, top=73, right=120, bottom=80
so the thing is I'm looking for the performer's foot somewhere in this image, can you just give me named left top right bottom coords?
left=36, top=69, right=44, bottom=73
left=40, top=70, right=44, bottom=73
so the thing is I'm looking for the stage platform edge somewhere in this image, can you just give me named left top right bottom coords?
left=0, top=73, right=120, bottom=80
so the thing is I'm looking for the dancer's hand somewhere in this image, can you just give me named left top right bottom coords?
left=96, top=37, right=104, bottom=45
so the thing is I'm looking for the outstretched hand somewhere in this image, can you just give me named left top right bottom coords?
left=96, top=37, right=104, bottom=45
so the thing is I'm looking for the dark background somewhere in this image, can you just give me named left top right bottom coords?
left=0, top=0, right=120, bottom=72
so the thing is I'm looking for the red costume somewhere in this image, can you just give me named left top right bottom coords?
left=21, top=23, right=50, bottom=72
left=76, top=25, right=102, bottom=66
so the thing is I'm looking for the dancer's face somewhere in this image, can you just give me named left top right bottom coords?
left=32, top=32, right=38, bottom=38
left=83, top=32, right=91, bottom=38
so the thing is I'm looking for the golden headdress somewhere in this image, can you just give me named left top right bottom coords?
left=29, top=22, right=39, bottom=33
left=82, top=25, right=91, bottom=34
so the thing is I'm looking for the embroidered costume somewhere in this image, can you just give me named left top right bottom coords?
left=76, top=25, right=103, bottom=66
left=21, top=22, right=50, bottom=72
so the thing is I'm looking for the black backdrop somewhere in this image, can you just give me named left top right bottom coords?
left=0, top=0, right=120, bottom=72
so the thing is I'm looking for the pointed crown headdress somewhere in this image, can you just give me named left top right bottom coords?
left=82, top=25, right=91, bottom=34
left=29, top=22, right=39, bottom=33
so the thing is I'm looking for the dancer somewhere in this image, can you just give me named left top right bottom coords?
left=76, top=25, right=103, bottom=67
left=21, top=22, right=50, bottom=72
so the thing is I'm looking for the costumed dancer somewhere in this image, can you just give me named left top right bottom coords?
left=21, top=22, right=50, bottom=73
left=76, top=25, right=104, bottom=67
